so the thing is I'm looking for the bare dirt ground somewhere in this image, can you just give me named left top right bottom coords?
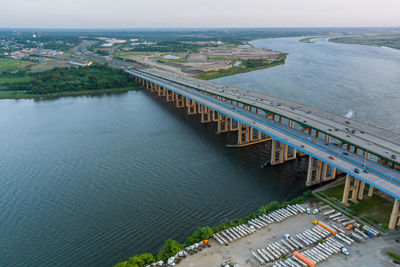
left=116, top=45, right=283, bottom=76
left=178, top=200, right=398, bottom=267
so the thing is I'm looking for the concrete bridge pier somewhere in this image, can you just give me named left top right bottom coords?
left=341, top=174, right=360, bottom=206
left=175, top=94, right=185, bottom=108
left=284, top=144, right=297, bottom=161
left=306, top=157, right=322, bottom=186
left=389, top=199, right=400, bottom=230
left=217, top=113, right=229, bottom=133
left=229, top=118, right=239, bottom=131
left=271, top=140, right=285, bottom=165
left=186, top=99, right=197, bottom=115
left=157, top=86, right=166, bottom=97
left=237, top=123, right=250, bottom=145
left=199, top=105, right=212, bottom=123
left=211, top=110, right=219, bottom=122
left=166, top=90, right=175, bottom=102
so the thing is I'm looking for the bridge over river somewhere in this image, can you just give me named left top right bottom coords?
left=126, top=66, right=400, bottom=230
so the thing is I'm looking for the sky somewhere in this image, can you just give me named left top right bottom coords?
left=1, top=0, right=400, bottom=28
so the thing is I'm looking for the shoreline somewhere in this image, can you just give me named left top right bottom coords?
left=0, top=86, right=140, bottom=100
left=113, top=191, right=312, bottom=267
left=194, top=54, right=287, bottom=80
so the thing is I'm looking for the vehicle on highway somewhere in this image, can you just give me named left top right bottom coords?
left=343, top=152, right=349, bottom=156
left=328, top=128, right=333, bottom=131
left=345, top=121, right=350, bottom=124
left=354, top=168, right=360, bottom=174
left=392, top=155, right=397, bottom=159
left=329, top=156, right=334, bottom=160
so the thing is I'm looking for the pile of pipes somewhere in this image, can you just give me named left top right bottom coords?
left=213, top=204, right=306, bottom=245
left=252, top=224, right=332, bottom=266
left=289, top=237, right=344, bottom=266
left=213, top=224, right=255, bottom=245
left=295, top=225, right=332, bottom=247
left=162, top=242, right=206, bottom=267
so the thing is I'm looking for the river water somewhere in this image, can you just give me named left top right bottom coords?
left=217, top=37, right=400, bottom=132
left=1, top=37, right=400, bottom=267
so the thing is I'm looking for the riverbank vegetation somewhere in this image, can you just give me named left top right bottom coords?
left=319, top=183, right=393, bottom=229
left=195, top=54, right=287, bottom=80
left=299, top=37, right=318, bottom=43
left=331, top=35, right=400, bottom=50
left=113, top=190, right=312, bottom=267
left=0, top=64, right=139, bottom=99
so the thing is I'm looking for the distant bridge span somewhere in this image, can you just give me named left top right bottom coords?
left=126, top=67, right=400, bottom=230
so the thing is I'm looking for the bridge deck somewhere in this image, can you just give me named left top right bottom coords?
left=137, top=67, right=400, bottom=167
left=128, top=69, right=400, bottom=200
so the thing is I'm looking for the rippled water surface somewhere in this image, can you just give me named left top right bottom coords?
left=217, top=37, right=400, bottom=131
left=0, top=92, right=307, bottom=267
left=2, top=37, right=400, bottom=267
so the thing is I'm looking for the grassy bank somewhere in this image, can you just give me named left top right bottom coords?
left=0, top=64, right=140, bottom=99
left=319, top=183, right=393, bottom=229
left=113, top=190, right=312, bottom=267
left=194, top=55, right=287, bottom=80
left=0, top=86, right=137, bottom=99
left=330, top=35, right=400, bottom=50
left=299, top=37, right=318, bottom=43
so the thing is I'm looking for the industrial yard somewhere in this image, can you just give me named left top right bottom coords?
left=170, top=199, right=398, bottom=267
left=114, top=44, right=284, bottom=77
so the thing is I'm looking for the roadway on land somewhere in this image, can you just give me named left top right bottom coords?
left=138, top=68, right=400, bottom=167
left=127, top=69, right=400, bottom=200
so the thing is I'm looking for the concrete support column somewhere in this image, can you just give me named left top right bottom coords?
left=389, top=199, right=400, bottom=231
left=157, top=86, right=166, bottom=97
left=186, top=99, right=197, bottom=115
left=306, top=156, right=322, bottom=186
left=271, top=140, right=284, bottom=165
left=175, top=94, right=185, bottom=108
left=266, top=113, right=276, bottom=121
left=325, top=164, right=336, bottom=181
left=284, top=145, right=297, bottom=161
left=166, top=90, right=175, bottom=102
left=200, top=105, right=211, bottom=123
left=325, top=135, right=331, bottom=143
left=358, top=181, right=366, bottom=200
left=211, top=110, right=219, bottom=122
left=217, top=113, right=229, bottom=133
left=368, top=185, right=374, bottom=197
left=237, top=123, right=250, bottom=145
left=229, top=118, right=239, bottom=131
left=341, top=174, right=360, bottom=206
left=151, top=84, right=158, bottom=93
left=250, top=128, right=262, bottom=142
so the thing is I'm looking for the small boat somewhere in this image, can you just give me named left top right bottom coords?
left=344, top=109, right=354, bottom=119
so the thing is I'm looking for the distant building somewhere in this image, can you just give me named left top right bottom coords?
left=69, top=60, right=93, bottom=67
